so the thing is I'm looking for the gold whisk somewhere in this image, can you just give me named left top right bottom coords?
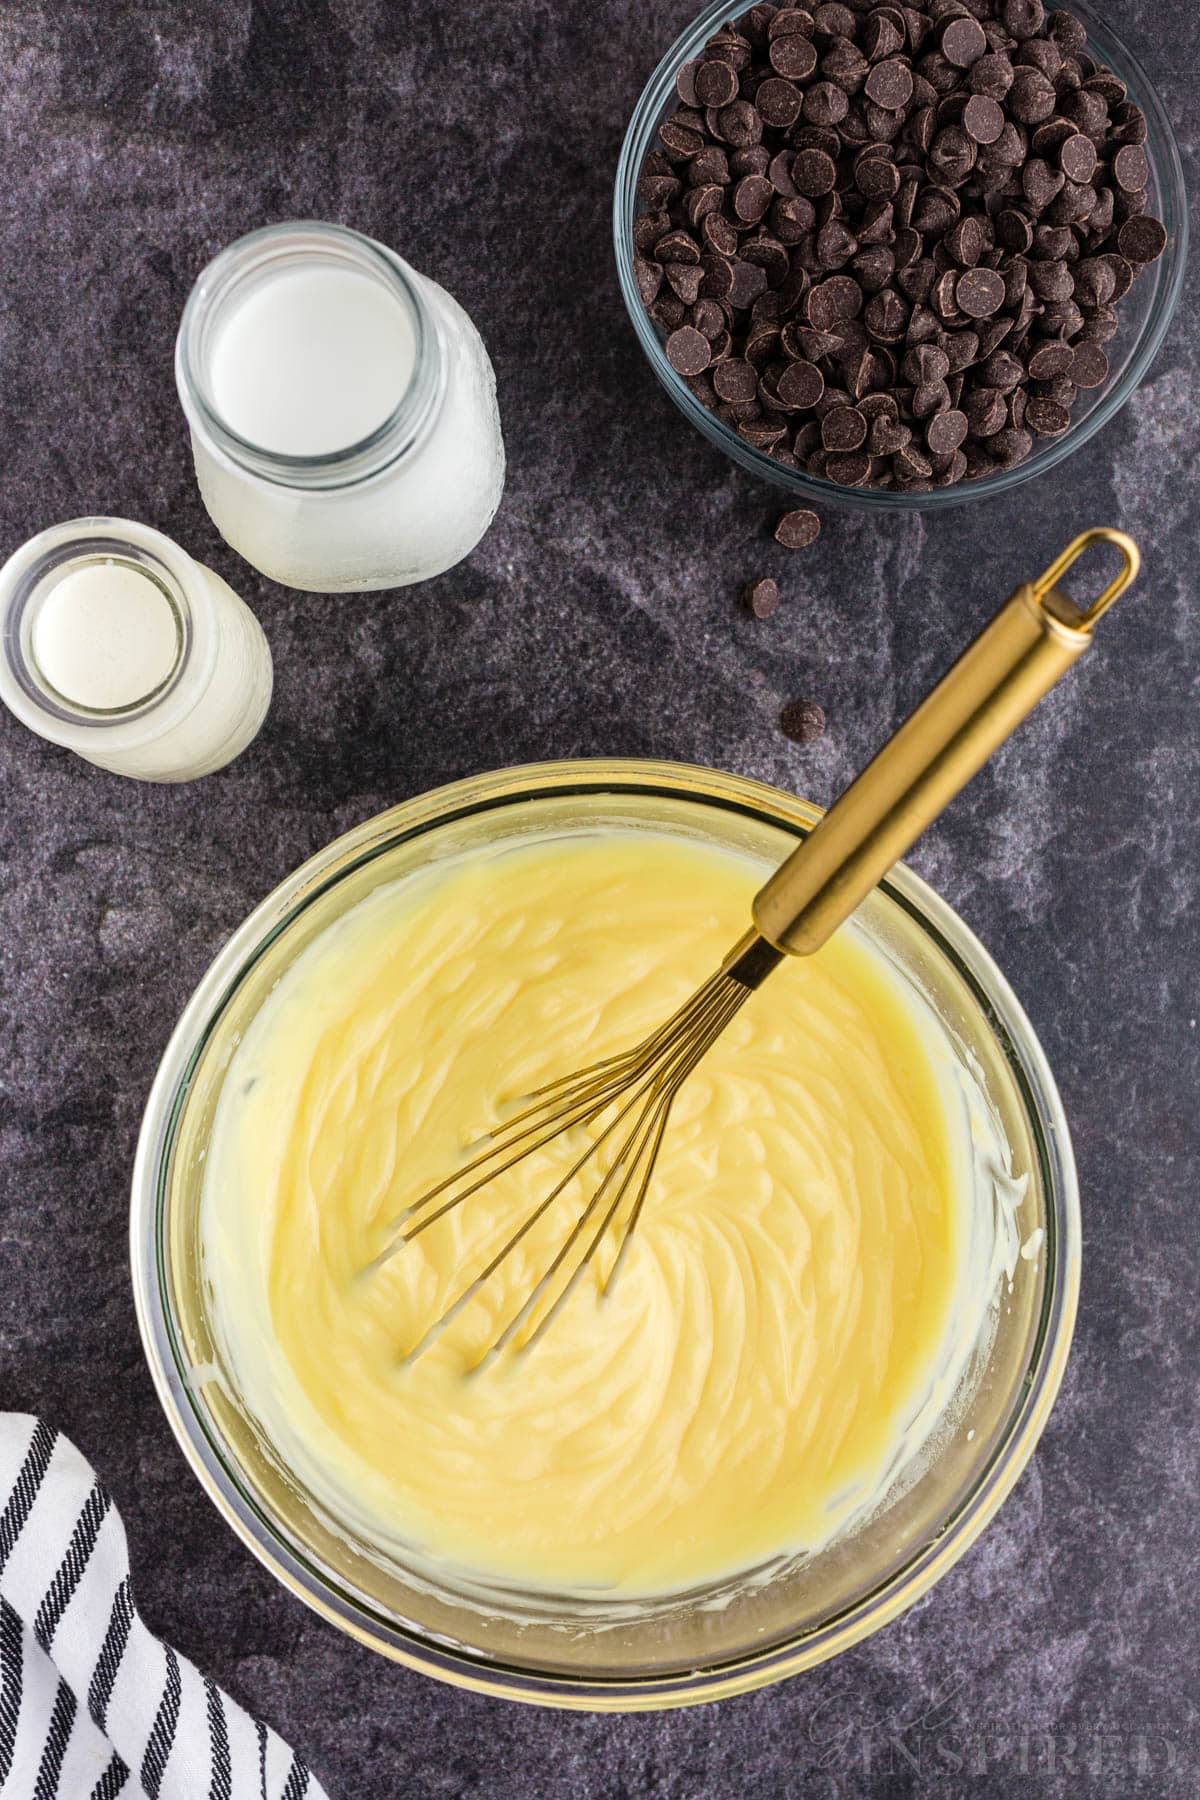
left=376, top=530, right=1138, bottom=1367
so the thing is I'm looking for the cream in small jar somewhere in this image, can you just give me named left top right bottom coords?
left=175, top=222, right=505, bottom=593
left=0, top=518, right=272, bottom=781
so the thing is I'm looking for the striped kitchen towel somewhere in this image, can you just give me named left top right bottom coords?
left=0, top=1414, right=329, bottom=1800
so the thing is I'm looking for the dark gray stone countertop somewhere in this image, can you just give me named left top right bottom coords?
left=0, top=1, right=1196, bottom=1794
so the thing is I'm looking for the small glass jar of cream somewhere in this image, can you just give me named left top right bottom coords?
left=0, top=518, right=272, bottom=782
left=174, top=221, right=506, bottom=593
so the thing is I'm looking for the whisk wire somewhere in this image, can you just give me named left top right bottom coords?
left=386, top=965, right=753, bottom=1365
left=382, top=968, right=736, bottom=1262
left=483, top=980, right=749, bottom=1364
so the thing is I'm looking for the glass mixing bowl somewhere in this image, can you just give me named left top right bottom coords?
left=131, top=760, right=1079, bottom=1709
left=614, top=0, right=1187, bottom=511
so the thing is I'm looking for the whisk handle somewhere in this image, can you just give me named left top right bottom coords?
left=751, top=529, right=1139, bottom=960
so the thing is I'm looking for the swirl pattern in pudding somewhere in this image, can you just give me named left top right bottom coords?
left=202, top=831, right=979, bottom=1595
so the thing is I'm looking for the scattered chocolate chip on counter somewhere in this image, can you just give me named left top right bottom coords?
left=774, top=506, right=822, bottom=547
left=637, top=3, right=1168, bottom=493
left=780, top=698, right=827, bottom=743
left=744, top=574, right=781, bottom=616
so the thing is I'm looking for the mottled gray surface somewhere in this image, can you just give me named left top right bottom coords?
left=0, top=0, right=1196, bottom=1794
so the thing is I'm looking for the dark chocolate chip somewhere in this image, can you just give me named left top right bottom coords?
left=1023, top=158, right=1066, bottom=212
left=1116, top=214, right=1167, bottom=263
left=970, top=52, right=1014, bottom=100
left=964, top=386, right=1008, bottom=436
left=659, top=117, right=705, bottom=159
left=902, top=342, right=949, bottom=384
left=780, top=698, right=827, bottom=743
left=942, top=327, right=979, bottom=372
left=926, top=407, right=968, bottom=455
left=1026, top=340, right=1074, bottom=380
left=816, top=219, right=859, bottom=269
left=649, top=293, right=687, bottom=332
left=717, top=99, right=764, bottom=146
left=729, top=260, right=770, bottom=308
left=809, top=273, right=864, bottom=326
left=822, top=39, right=870, bottom=94
left=822, top=404, right=868, bottom=450
left=1111, top=185, right=1147, bottom=225
left=694, top=58, right=740, bottom=107
left=864, top=57, right=914, bottom=112
left=697, top=256, right=732, bottom=301
left=942, top=16, right=986, bottom=68
left=739, top=419, right=790, bottom=447
left=690, top=144, right=731, bottom=186
left=1072, top=257, right=1117, bottom=309
left=683, top=184, right=724, bottom=229
left=945, top=216, right=984, bottom=267
left=793, top=147, right=839, bottom=196
left=912, top=185, right=960, bottom=236
left=989, top=425, right=1033, bottom=465
left=639, top=172, right=683, bottom=209
left=963, top=95, right=1005, bottom=144
left=804, top=81, right=851, bottom=125
left=713, top=357, right=760, bottom=402
left=702, top=215, right=740, bottom=260
left=1027, top=259, right=1073, bottom=301
left=955, top=266, right=1006, bottom=318
left=634, top=256, right=662, bottom=306
left=1059, top=133, right=1096, bottom=183
left=675, top=60, right=702, bottom=107
left=690, top=298, right=728, bottom=342
left=744, top=576, right=780, bottom=617
left=665, top=262, right=704, bottom=305
left=1048, top=9, right=1086, bottom=52
left=856, top=154, right=901, bottom=200
left=1101, top=253, right=1135, bottom=301
left=1008, top=67, right=1056, bottom=123
left=665, top=325, right=712, bottom=376
left=1004, top=0, right=1045, bottom=40
left=825, top=450, right=872, bottom=484
left=853, top=243, right=897, bottom=292
left=863, top=287, right=910, bottom=341
left=912, top=379, right=950, bottom=418
left=995, top=211, right=1032, bottom=255
left=769, top=7, right=816, bottom=40
left=731, top=144, right=771, bottom=179
left=757, top=77, right=805, bottom=129
left=767, top=149, right=799, bottom=195
left=777, top=359, right=826, bottom=408
left=1070, top=340, right=1109, bottom=388
left=770, top=33, right=819, bottom=79
left=774, top=507, right=822, bottom=548
left=869, top=413, right=912, bottom=454
left=1025, top=396, right=1071, bottom=435
left=1031, top=224, right=1074, bottom=261
left=734, top=174, right=776, bottom=222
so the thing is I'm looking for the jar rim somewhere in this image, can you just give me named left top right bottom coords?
left=0, top=517, right=220, bottom=750
left=175, top=221, right=445, bottom=492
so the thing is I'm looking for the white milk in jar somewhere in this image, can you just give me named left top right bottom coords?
left=175, top=222, right=505, bottom=592
left=0, top=518, right=272, bottom=781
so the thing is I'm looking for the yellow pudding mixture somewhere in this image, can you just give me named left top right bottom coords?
left=203, top=831, right=982, bottom=1595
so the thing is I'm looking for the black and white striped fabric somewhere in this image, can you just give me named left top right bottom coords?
left=0, top=1415, right=329, bottom=1800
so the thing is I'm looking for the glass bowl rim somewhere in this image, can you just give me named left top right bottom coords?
left=612, top=0, right=1188, bottom=512
left=130, top=757, right=1080, bottom=1709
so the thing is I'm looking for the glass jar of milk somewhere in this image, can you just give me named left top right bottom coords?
left=0, top=518, right=272, bottom=781
left=175, top=222, right=506, bottom=593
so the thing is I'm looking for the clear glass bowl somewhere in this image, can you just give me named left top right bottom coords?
left=614, top=0, right=1187, bottom=510
left=131, top=760, right=1079, bottom=1709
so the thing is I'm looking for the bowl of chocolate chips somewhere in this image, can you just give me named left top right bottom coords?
left=615, top=0, right=1186, bottom=504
